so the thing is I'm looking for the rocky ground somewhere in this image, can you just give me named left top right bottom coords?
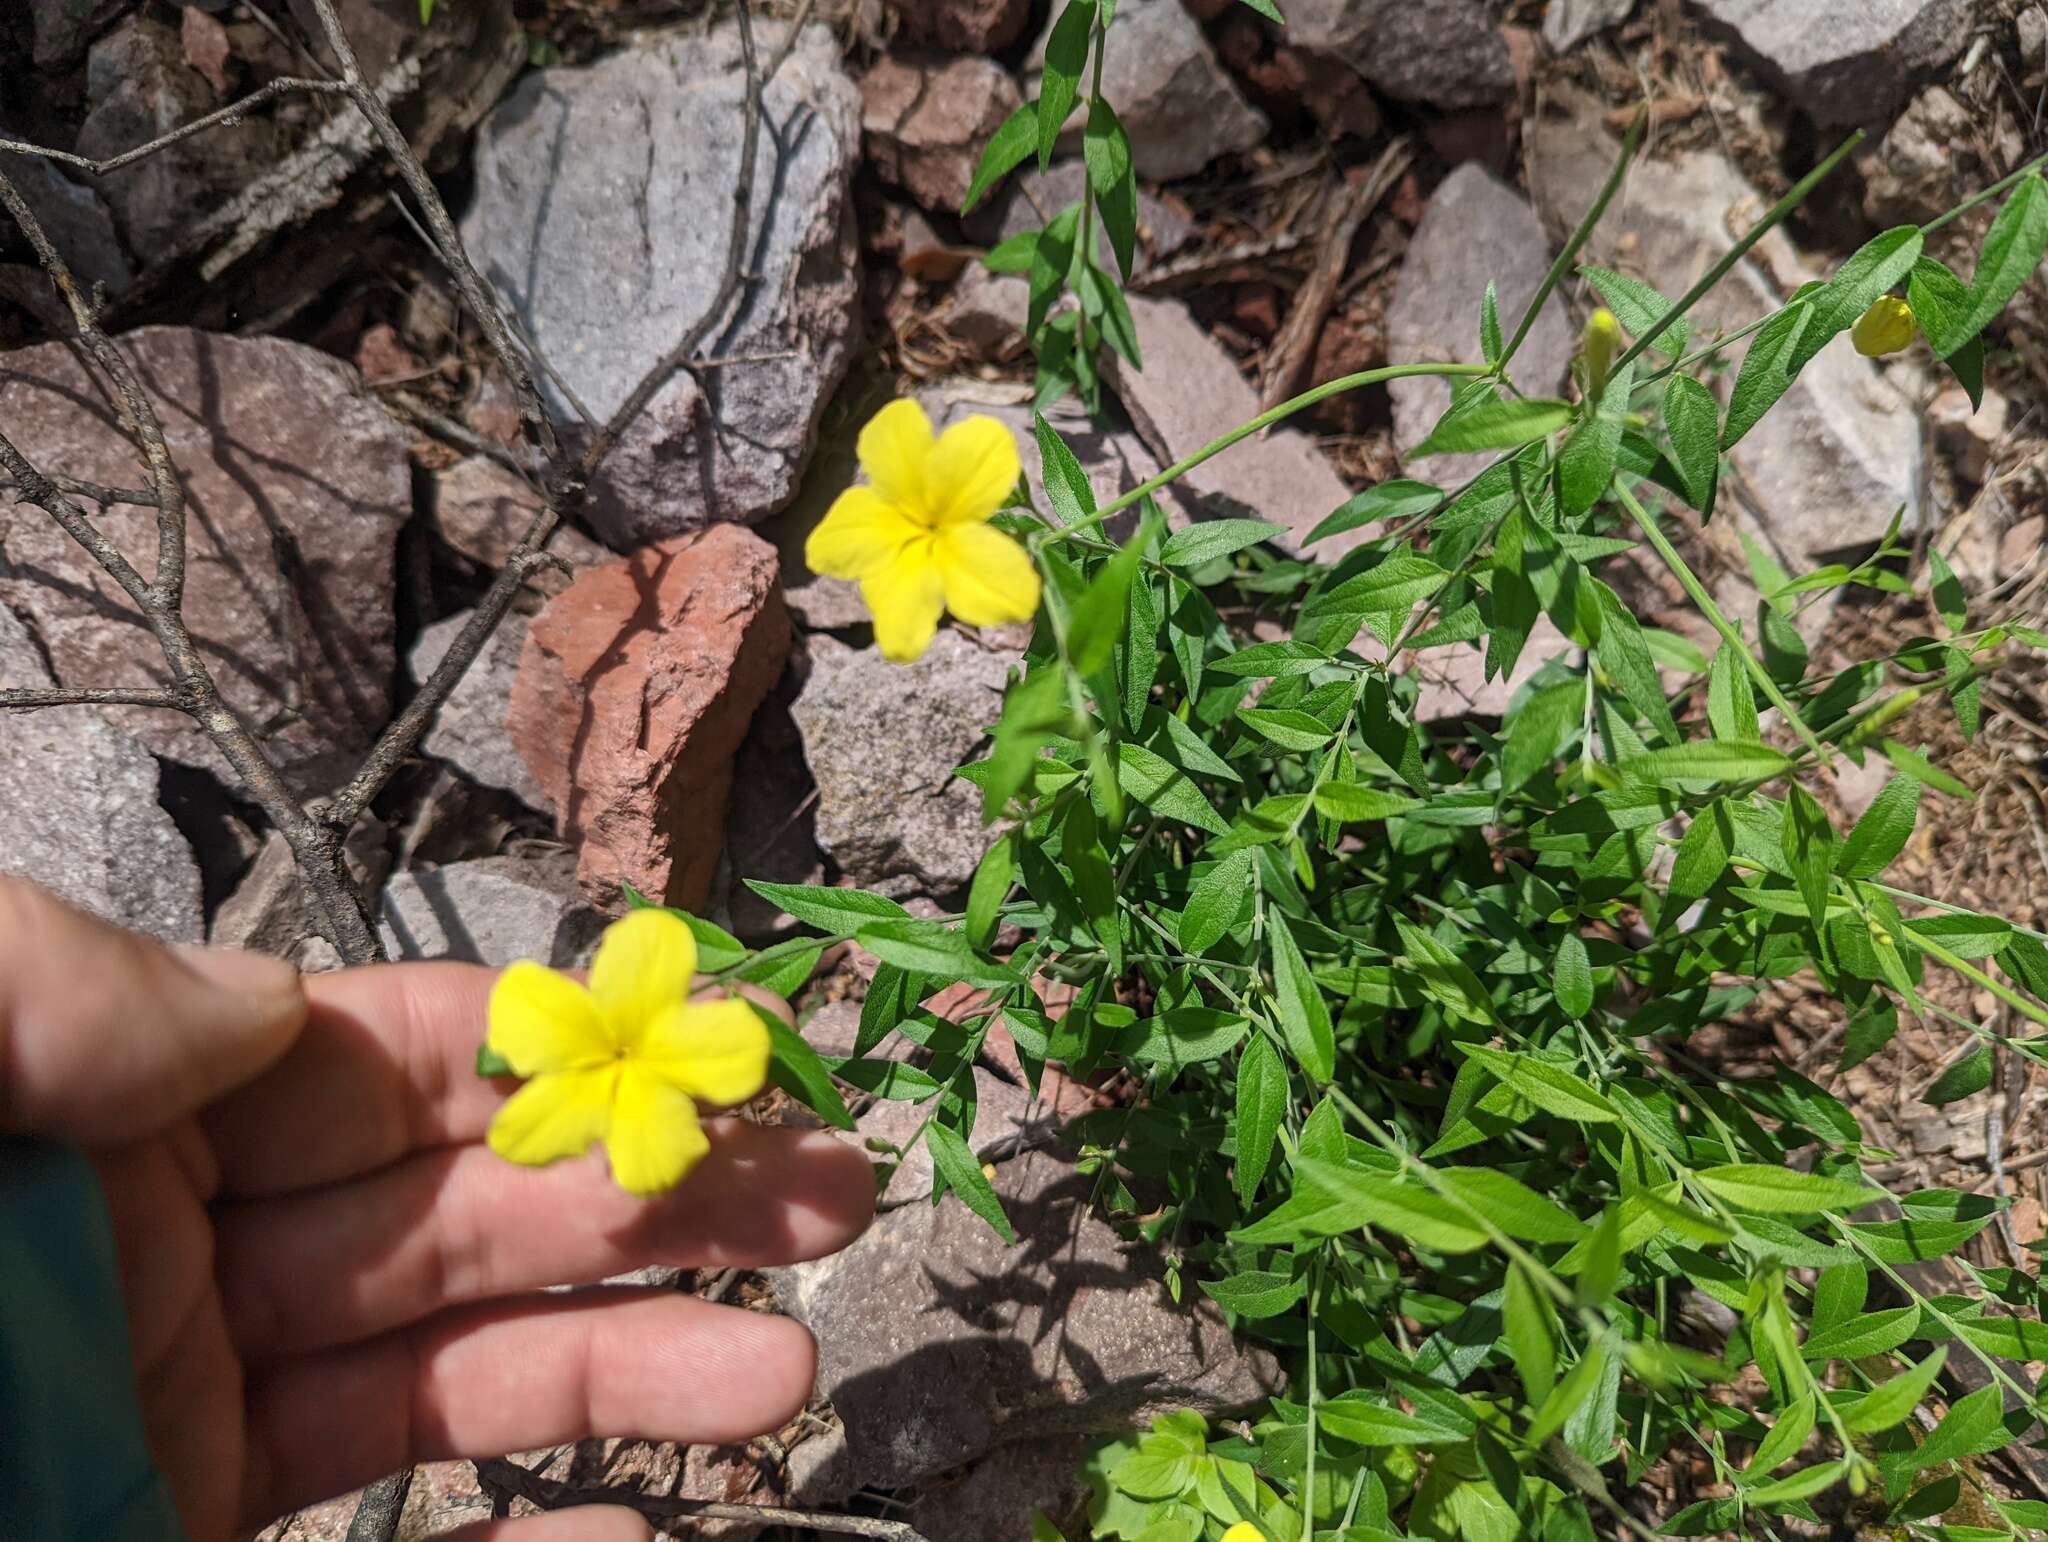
left=6, top=0, right=2048, bottom=1535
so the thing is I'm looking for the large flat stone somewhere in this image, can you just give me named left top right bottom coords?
left=1283, top=0, right=1513, bottom=109
left=1692, top=0, right=1971, bottom=126
left=460, top=21, right=862, bottom=548
left=0, top=602, right=201, bottom=942
left=0, top=328, right=409, bottom=793
left=769, top=1146, right=1283, bottom=1489
left=379, top=852, right=606, bottom=967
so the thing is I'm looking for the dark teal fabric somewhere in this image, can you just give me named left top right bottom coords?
left=1, top=1137, right=187, bottom=1541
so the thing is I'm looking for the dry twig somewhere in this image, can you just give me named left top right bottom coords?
left=475, top=1458, right=934, bottom=1541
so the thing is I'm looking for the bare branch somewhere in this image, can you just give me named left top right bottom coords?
left=475, top=1458, right=933, bottom=1541
left=2, top=471, right=161, bottom=509
left=380, top=390, right=537, bottom=479
left=0, top=79, right=349, bottom=178
left=0, top=687, right=186, bottom=710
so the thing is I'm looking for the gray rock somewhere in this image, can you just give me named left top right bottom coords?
left=0, top=602, right=202, bottom=942
left=211, top=824, right=390, bottom=960
left=961, top=159, right=1196, bottom=274
left=2022, top=6, right=2048, bottom=70
left=1027, top=0, right=1267, bottom=181
left=1528, top=98, right=1920, bottom=563
left=428, top=455, right=608, bottom=594
left=1860, top=85, right=1975, bottom=227
left=32, top=0, right=133, bottom=72
left=460, top=20, right=863, bottom=548
left=0, top=136, right=131, bottom=296
left=1104, top=295, right=1359, bottom=557
left=1387, top=164, right=1575, bottom=488
left=791, top=632, right=1012, bottom=899
left=887, top=0, right=1032, bottom=51
left=1284, top=0, right=1513, bottom=110
left=769, top=1146, right=1283, bottom=1489
left=940, top=264, right=1031, bottom=362
left=77, top=17, right=286, bottom=255
left=1407, top=615, right=1574, bottom=721
left=411, top=609, right=551, bottom=811
left=1543, top=0, right=1636, bottom=52
left=0, top=328, right=411, bottom=793
left=721, top=692, right=824, bottom=940
left=379, top=852, right=606, bottom=967
left=862, top=53, right=1022, bottom=214
left=908, top=1438, right=1091, bottom=1542
left=1692, top=0, right=1972, bottom=126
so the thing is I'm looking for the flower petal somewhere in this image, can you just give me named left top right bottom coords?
left=861, top=539, right=946, bottom=663
left=936, top=522, right=1042, bottom=627
left=590, top=908, right=697, bottom=1044
left=605, top=1067, right=710, bottom=1195
left=857, top=398, right=934, bottom=510
left=1852, top=295, right=1916, bottom=357
left=926, top=413, right=1022, bottom=527
left=806, top=485, right=922, bottom=580
left=487, top=1065, right=618, bottom=1169
left=638, top=997, right=772, bottom=1106
left=487, top=962, right=613, bottom=1075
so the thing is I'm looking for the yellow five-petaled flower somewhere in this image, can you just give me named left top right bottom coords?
left=1219, top=1525, right=1265, bottom=1542
left=484, top=908, right=771, bottom=1195
left=805, top=399, right=1043, bottom=663
left=1852, top=294, right=1916, bottom=357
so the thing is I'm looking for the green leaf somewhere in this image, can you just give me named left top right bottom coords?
left=1667, top=801, right=1732, bottom=911
left=926, top=1119, right=1017, bottom=1243
left=1840, top=994, right=1899, bottom=1073
left=1837, top=776, right=1919, bottom=879
left=1303, top=479, right=1443, bottom=546
left=1722, top=301, right=1813, bottom=450
left=1084, top=98, right=1137, bottom=280
left=1437, top=1167, right=1587, bottom=1242
left=1179, top=850, right=1256, bottom=954
left=1925, top=1043, right=1993, bottom=1106
left=1027, top=205, right=1080, bottom=339
left=1954, top=173, right=2048, bottom=354
left=1930, top=547, right=1968, bottom=634
left=1956, top=1315, right=2048, bottom=1362
left=966, top=832, right=1017, bottom=950
left=1527, top=1346, right=1606, bottom=1446
left=1781, top=783, right=1836, bottom=930
left=1200, top=1267, right=1305, bottom=1318
left=759, top=1006, right=854, bottom=1131
left=1800, top=1305, right=1922, bottom=1362
left=1234, top=0, right=1284, bottom=19
left=1316, top=1393, right=1475, bottom=1447
left=983, top=229, right=1038, bottom=274
left=1270, top=916, right=1335, bottom=1082
left=1117, top=741, right=1228, bottom=834
left=1407, top=395, right=1572, bottom=460
left=1559, top=359, right=1633, bottom=515
left=1619, top=741, right=1794, bottom=787
left=1740, top=1392, right=1815, bottom=1481
left=1237, top=707, right=1338, bottom=752
left=1234, top=1034, right=1286, bottom=1200
left=747, top=882, right=910, bottom=935
left=855, top=918, right=1017, bottom=989
left=1794, top=225, right=1923, bottom=371
left=1463, top=1046, right=1619, bottom=1124
left=1068, top=518, right=1155, bottom=675
left=1158, top=518, right=1286, bottom=568
left=1707, top=642, right=1760, bottom=743
left=1913, top=1383, right=2010, bottom=1471
left=1110, top=1448, right=1195, bottom=1501
left=1503, top=1263, right=1558, bottom=1405
left=1663, top=374, right=1720, bottom=516
left=1209, top=641, right=1330, bottom=677
left=1695, top=1164, right=1876, bottom=1214
left=1553, top=931, right=1594, bottom=1019
left=1124, top=1008, right=1249, bottom=1069
left=962, top=98, right=1038, bottom=215
left=475, top=1042, right=512, bottom=1077
left=1311, top=783, right=1423, bottom=823
left=1292, top=1159, right=1489, bottom=1253
left=1581, top=266, right=1689, bottom=356
left=1839, top=1347, right=1946, bottom=1432
left=1908, top=254, right=1977, bottom=361
left=1034, top=411, right=1097, bottom=527
left=1504, top=676, right=1586, bottom=791
left=1037, top=0, right=1095, bottom=170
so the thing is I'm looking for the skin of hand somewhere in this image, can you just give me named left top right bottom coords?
left=0, top=877, right=877, bottom=1542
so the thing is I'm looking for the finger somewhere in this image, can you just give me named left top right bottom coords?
left=203, top=963, right=794, bottom=1197
left=0, top=877, right=305, bottom=1144
left=244, top=1291, right=815, bottom=1524
left=218, top=1120, right=875, bottom=1356
left=442, top=1506, right=653, bottom=1542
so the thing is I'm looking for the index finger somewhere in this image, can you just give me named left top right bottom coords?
left=202, top=961, right=792, bottom=1198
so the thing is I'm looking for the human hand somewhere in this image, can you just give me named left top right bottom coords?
left=0, top=877, right=875, bottom=1541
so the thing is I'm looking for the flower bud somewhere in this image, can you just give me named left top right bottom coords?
left=1851, top=294, right=1915, bottom=357
left=1581, top=307, right=1622, bottom=402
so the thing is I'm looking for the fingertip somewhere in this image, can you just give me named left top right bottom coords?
left=781, top=1127, right=880, bottom=1253
left=441, top=1503, right=653, bottom=1542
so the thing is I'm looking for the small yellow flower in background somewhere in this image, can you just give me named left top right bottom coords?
left=1220, top=1525, right=1266, bottom=1542
left=1852, top=294, right=1916, bottom=356
left=806, top=399, right=1042, bottom=663
left=1579, top=306, right=1622, bottom=401
left=485, top=908, right=770, bottom=1196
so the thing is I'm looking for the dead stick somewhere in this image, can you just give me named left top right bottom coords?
left=476, top=1458, right=933, bottom=1540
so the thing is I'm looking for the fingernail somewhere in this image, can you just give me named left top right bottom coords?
left=173, top=944, right=303, bottom=1001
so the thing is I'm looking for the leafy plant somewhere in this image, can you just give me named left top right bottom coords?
left=668, top=55, right=2048, bottom=1542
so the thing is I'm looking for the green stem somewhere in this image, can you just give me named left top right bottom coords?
left=1610, top=479, right=1834, bottom=768
left=1041, top=362, right=1490, bottom=547
left=1610, top=130, right=1866, bottom=378
left=1922, top=151, right=2048, bottom=235
left=1500, top=104, right=1644, bottom=371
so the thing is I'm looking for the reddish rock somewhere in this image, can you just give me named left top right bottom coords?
left=508, top=526, right=791, bottom=912
left=0, top=327, right=409, bottom=792
left=887, top=0, right=1032, bottom=53
left=862, top=53, right=1021, bottom=214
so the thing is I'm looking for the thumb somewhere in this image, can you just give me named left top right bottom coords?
left=0, top=877, right=307, bottom=1145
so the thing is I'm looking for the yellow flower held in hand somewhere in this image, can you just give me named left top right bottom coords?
left=806, top=399, right=1042, bottom=663
left=1852, top=294, right=1916, bottom=357
left=484, top=907, right=770, bottom=1196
